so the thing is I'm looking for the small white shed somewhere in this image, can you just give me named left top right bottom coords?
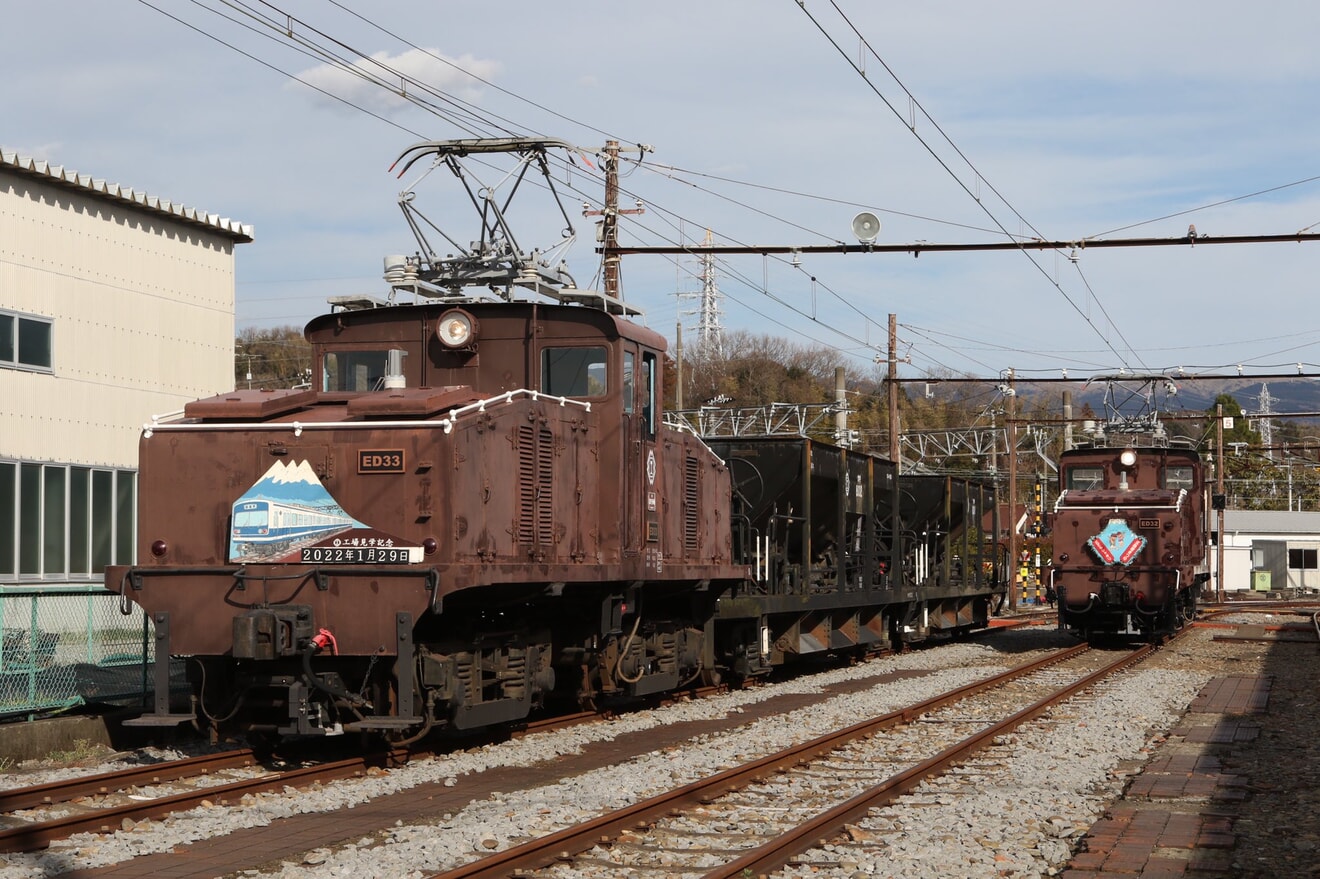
left=1218, top=509, right=1320, bottom=594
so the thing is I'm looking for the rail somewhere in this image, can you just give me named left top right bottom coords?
left=426, top=643, right=1100, bottom=879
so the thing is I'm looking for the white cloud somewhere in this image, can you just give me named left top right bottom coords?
left=290, top=48, right=501, bottom=117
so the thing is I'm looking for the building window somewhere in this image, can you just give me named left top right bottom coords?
left=0, top=462, right=14, bottom=575
left=0, top=459, right=135, bottom=580
left=1288, top=548, right=1318, bottom=570
left=0, top=309, right=54, bottom=372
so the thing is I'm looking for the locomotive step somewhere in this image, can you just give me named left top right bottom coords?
left=123, top=713, right=199, bottom=727
left=342, top=716, right=425, bottom=731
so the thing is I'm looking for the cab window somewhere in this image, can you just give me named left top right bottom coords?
left=542, top=347, right=608, bottom=397
left=1164, top=466, right=1195, bottom=490
left=323, top=350, right=389, bottom=392
left=1066, top=467, right=1104, bottom=490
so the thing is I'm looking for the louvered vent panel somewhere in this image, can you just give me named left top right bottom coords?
left=684, top=456, right=700, bottom=553
left=517, top=424, right=536, bottom=544
left=537, top=427, right=554, bottom=542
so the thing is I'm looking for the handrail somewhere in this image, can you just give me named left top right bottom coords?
left=144, top=388, right=590, bottom=438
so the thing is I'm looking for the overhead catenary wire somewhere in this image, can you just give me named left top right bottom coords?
left=794, top=0, right=1146, bottom=371
left=135, top=0, right=430, bottom=140
left=135, top=0, right=1320, bottom=383
left=130, top=0, right=999, bottom=373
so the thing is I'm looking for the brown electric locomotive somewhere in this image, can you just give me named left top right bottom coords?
left=113, top=296, right=745, bottom=739
left=1051, top=430, right=1210, bottom=643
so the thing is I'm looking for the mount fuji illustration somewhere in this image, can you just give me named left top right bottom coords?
left=248, top=460, right=366, bottom=512
left=228, top=460, right=370, bottom=563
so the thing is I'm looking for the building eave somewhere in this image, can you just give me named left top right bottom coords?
left=0, top=149, right=254, bottom=243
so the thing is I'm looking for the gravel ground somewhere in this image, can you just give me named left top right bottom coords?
left=0, top=632, right=1059, bottom=878
left=2, top=623, right=1285, bottom=879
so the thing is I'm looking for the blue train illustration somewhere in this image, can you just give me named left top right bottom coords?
left=231, top=498, right=356, bottom=550
left=228, top=460, right=365, bottom=562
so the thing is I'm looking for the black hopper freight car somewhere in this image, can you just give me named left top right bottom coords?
left=700, top=433, right=1005, bottom=678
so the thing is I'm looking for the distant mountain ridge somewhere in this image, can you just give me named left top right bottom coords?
left=1023, top=378, right=1320, bottom=421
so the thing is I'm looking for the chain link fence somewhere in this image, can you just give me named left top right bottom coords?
left=0, top=584, right=153, bottom=719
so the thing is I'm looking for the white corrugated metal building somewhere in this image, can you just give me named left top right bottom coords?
left=0, top=150, right=252, bottom=588
left=1219, top=509, right=1320, bottom=594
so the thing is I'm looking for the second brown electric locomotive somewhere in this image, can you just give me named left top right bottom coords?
left=1051, top=436, right=1210, bottom=642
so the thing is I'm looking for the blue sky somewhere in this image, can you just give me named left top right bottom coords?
left=8, top=0, right=1320, bottom=384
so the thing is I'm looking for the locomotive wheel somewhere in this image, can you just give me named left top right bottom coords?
left=245, top=729, right=281, bottom=756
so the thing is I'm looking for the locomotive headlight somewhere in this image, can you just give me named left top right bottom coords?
left=436, top=310, right=476, bottom=349
left=1119, top=449, right=1137, bottom=468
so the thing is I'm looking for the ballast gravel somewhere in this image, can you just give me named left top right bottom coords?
left=0, top=629, right=1215, bottom=879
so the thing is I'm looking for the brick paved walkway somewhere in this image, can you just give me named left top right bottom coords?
left=1060, top=674, right=1272, bottom=878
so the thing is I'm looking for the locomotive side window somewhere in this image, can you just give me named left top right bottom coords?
left=1164, top=465, right=1195, bottom=490
left=542, top=346, right=607, bottom=397
left=323, top=350, right=390, bottom=392
left=640, top=352, right=656, bottom=437
left=1066, top=466, right=1104, bottom=490
left=623, top=351, right=635, bottom=414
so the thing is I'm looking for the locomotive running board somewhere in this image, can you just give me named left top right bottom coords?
left=123, top=713, right=196, bottom=727
left=342, top=716, right=424, bottom=731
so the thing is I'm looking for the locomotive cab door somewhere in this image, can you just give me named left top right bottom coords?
left=622, top=348, right=661, bottom=568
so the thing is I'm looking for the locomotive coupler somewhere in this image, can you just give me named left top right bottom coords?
left=233, top=605, right=314, bottom=661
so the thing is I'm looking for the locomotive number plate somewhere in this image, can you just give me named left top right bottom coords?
left=1139, top=518, right=1159, bottom=529
left=358, top=449, right=405, bottom=473
left=301, top=545, right=421, bottom=564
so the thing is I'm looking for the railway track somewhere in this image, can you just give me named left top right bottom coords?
left=0, top=690, right=711, bottom=854
left=0, top=747, right=407, bottom=853
left=422, top=639, right=1166, bottom=879
left=0, top=748, right=265, bottom=814
left=4, top=626, right=1209, bottom=878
